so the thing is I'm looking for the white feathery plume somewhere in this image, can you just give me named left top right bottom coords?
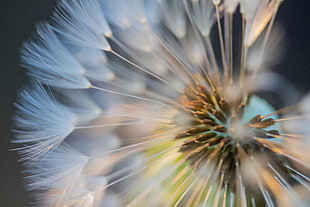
left=212, top=0, right=221, bottom=5
left=21, top=24, right=91, bottom=89
left=26, top=144, right=95, bottom=207
left=54, top=89, right=102, bottom=124
left=161, top=0, right=187, bottom=39
left=224, top=0, right=241, bottom=13
left=14, top=83, right=77, bottom=162
left=182, top=30, right=207, bottom=65
left=102, top=63, right=147, bottom=94
left=28, top=144, right=110, bottom=207
left=102, top=0, right=147, bottom=28
left=73, top=48, right=115, bottom=82
left=103, top=0, right=159, bottom=52
left=15, top=0, right=310, bottom=206
left=240, top=0, right=261, bottom=19
left=242, top=0, right=282, bottom=46
left=25, top=144, right=88, bottom=190
left=52, top=0, right=111, bottom=50
left=185, top=0, right=216, bottom=36
left=246, top=24, right=285, bottom=72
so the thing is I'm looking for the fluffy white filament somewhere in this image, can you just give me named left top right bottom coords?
left=14, top=83, right=77, bottom=162
left=21, top=25, right=91, bottom=89
left=15, top=0, right=310, bottom=206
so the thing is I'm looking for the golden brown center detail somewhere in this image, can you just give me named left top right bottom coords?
left=175, top=85, right=279, bottom=167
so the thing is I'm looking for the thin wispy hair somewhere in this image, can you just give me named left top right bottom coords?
left=14, top=0, right=310, bottom=206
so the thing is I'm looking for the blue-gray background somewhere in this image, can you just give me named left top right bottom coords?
left=0, top=0, right=309, bottom=206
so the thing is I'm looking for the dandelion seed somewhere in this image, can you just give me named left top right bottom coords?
left=14, top=0, right=309, bottom=206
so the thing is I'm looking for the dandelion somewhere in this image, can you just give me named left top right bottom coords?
left=14, top=0, right=310, bottom=206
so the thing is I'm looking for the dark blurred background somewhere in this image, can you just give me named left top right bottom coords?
left=0, top=0, right=309, bottom=206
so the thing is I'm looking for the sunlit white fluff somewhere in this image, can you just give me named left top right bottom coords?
left=185, top=0, right=215, bottom=36
left=161, top=0, right=187, bottom=39
left=242, top=0, right=281, bottom=46
left=21, top=25, right=91, bottom=89
left=102, top=0, right=149, bottom=28
left=73, top=48, right=115, bottom=82
left=103, top=0, right=160, bottom=52
left=224, top=0, right=240, bottom=13
left=15, top=0, right=310, bottom=206
left=14, top=83, right=77, bottom=162
left=246, top=24, right=284, bottom=72
left=55, top=89, right=102, bottom=124
left=52, top=0, right=111, bottom=50
left=25, top=144, right=88, bottom=190
left=27, top=144, right=101, bottom=207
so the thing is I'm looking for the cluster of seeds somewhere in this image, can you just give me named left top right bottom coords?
left=174, top=84, right=289, bottom=189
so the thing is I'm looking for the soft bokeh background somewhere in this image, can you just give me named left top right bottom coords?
left=0, top=0, right=309, bottom=206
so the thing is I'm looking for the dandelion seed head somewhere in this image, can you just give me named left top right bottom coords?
left=14, top=0, right=310, bottom=206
